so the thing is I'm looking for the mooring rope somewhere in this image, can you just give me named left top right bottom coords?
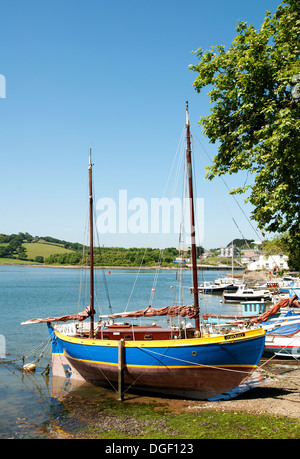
left=0, top=336, right=52, bottom=371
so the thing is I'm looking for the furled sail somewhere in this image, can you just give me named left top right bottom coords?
left=250, top=294, right=300, bottom=324
left=104, top=304, right=199, bottom=320
left=21, top=306, right=93, bottom=325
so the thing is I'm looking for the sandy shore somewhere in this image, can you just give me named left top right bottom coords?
left=196, top=358, right=300, bottom=419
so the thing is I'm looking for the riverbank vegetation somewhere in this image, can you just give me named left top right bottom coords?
left=0, top=232, right=293, bottom=270
left=0, top=232, right=181, bottom=267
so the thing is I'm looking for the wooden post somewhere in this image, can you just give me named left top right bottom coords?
left=117, top=339, right=125, bottom=401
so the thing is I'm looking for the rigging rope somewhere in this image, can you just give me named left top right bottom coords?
left=124, top=340, right=259, bottom=375
left=190, top=126, right=283, bottom=271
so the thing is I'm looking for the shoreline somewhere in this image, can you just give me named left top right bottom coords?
left=0, top=261, right=244, bottom=271
left=50, top=357, right=300, bottom=439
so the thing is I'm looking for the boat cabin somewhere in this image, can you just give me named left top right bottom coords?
left=96, top=323, right=195, bottom=341
left=241, top=301, right=267, bottom=316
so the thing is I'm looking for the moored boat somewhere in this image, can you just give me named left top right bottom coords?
left=264, top=322, right=300, bottom=357
left=191, top=281, right=236, bottom=294
left=223, top=284, right=272, bottom=303
left=22, top=103, right=266, bottom=400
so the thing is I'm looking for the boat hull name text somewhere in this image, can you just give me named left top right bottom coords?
left=224, top=332, right=246, bottom=340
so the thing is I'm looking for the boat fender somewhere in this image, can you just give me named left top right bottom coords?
left=23, top=363, right=36, bottom=373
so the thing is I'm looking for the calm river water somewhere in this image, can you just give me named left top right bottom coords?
left=0, top=265, right=243, bottom=438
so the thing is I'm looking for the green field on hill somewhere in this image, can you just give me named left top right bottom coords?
left=0, top=234, right=76, bottom=265
left=23, top=242, right=74, bottom=259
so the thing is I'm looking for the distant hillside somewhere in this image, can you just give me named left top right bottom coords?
left=0, top=232, right=79, bottom=265
left=0, top=232, right=180, bottom=267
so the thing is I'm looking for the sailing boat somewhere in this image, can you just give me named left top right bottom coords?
left=22, top=104, right=265, bottom=400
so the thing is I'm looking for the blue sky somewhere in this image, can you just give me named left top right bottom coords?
left=0, top=0, right=279, bottom=249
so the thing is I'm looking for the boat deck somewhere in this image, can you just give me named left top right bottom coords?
left=96, top=324, right=196, bottom=341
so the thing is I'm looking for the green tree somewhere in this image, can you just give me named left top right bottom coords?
left=35, top=256, right=44, bottom=263
left=0, top=246, right=11, bottom=258
left=16, top=246, right=27, bottom=259
left=190, top=0, right=300, bottom=238
left=8, top=238, right=22, bottom=253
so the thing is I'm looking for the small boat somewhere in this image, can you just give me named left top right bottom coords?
left=202, top=301, right=268, bottom=326
left=278, top=276, right=300, bottom=293
left=190, top=277, right=240, bottom=294
left=190, top=281, right=236, bottom=294
left=22, top=103, right=266, bottom=401
left=253, top=281, right=279, bottom=290
left=203, top=296, right=300, bottom=332
left=223, top=284, right=272, bottom=303
left=214, top=276, right=243, bottom=287
left=264, top=322, right=300, bottom=357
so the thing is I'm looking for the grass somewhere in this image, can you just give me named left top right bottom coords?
left=23, top=242, right=73, bottom=259
left=0, top=241, right=74, bottom=264
left=67, top=397, right=300, bottom=440
left=0, top=257, right=36, bottom=265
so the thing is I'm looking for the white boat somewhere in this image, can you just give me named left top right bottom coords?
left=190, top=280, right=236, bottom=294
left=223, top=284, right=272, bottom=303
left=262, top=309, right=300, bottom=331
left=264, top=322, right=300, bottom=357
left=191, top=276, right=241, bottom=294
left=278, top=276, right=300, bottom=293
left=214, top=276, right=243, bottom=287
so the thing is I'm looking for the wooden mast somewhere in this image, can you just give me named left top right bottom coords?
left=89, top=149, right=95, bottom=338
left=185, top=102, right=200, bottom=332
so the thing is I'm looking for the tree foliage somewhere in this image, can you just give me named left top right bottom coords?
left=190, top=0, right=300, bottom=238
left=44, top=246, right=181, bottom=267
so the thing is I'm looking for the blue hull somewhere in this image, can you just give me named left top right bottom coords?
left=48, top=324, right=265, bottom=399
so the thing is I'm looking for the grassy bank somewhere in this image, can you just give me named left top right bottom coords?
left=60, top=392, right=300, bottom=440
left=0, top=258, right=36, bottom=265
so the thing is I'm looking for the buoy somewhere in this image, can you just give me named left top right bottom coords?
left=108, top=270, right=111, bottom=274
left=23, top=363, right=36, bottom=373
left=170, top=286, right=173, bottom=289
left=152, top=288, right=155, bottom=292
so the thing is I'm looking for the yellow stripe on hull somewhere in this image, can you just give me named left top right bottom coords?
left=55, top=350, right=257, bottom=371
left=54, top=327, right=265, bottom=348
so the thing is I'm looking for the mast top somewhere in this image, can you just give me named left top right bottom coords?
left=185, top=101, right=189, bottom=126
left=89, top=148, right=92, bottom=169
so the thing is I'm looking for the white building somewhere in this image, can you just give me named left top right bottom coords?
left=247, top=254, right=289, bottom=271
left=220, top=245, right=240, bottom=258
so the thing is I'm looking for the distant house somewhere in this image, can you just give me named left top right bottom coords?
left=241, top=250, right=259, bottom=265
left=247, top=254, right=289, bottom=271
